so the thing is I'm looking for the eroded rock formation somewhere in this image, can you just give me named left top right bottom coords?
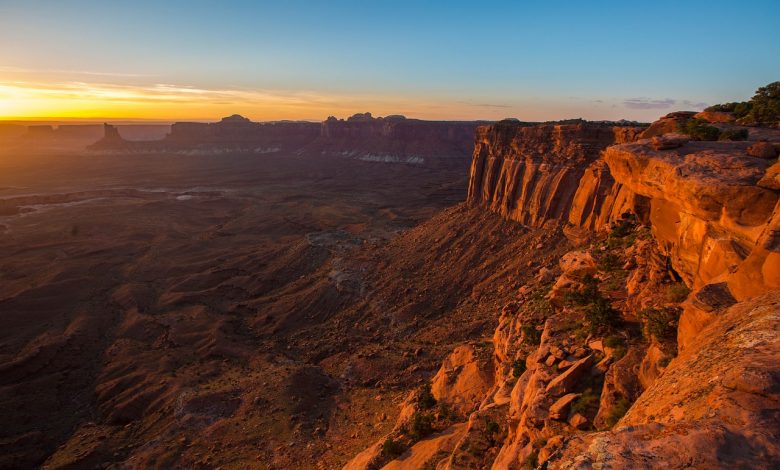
left=350, top=115, right=780, bottom=469
left=466, top=121, right=643, bottom=227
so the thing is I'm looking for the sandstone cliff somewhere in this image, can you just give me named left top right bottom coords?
left=348, top=116, right=780, bottom=469
left=466, top=121, right=643, bottom=227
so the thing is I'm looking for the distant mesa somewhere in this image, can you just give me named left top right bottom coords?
left=86, top=113, right=487, bottom=167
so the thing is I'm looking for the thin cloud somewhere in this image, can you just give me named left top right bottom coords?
left=457, top=100, right=512, bottom=109
left=623, top=97, right=708, bottom=110
left=0, top=65, right=150, bottom=78
left=623, top=98, right=677, bottom=109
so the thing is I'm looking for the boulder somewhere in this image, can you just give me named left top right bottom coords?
left=431, top=345, right=494, bottom=415
left=651, top=133, right=689, bottom=150
left=758, top=161, right=780, bottom=190
left=747, top=141, right=779, bottom=159
left=545, top=354, right=593, bottom=396
left=569, top=413, right=589, bottom=430
left=549, top=393, right=580, bottom=420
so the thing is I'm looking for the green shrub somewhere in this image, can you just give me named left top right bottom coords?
left=521, top=325, right=542, bottom=345
left=484, top=418, right=501, bottom=445
left=666, top=282, right=691, bottom=303
left=678, top=118, right=721, bottom=141
left=570, top=387, right=599, bottom=416
left=705, top=82, right=780, bottom=124
left=603, top=335, right=627, bottom=359
left=598, top=253, right=623, bottom=272
left=748, top=81, right=780, bottom=124
left=565, top=274, right=601, bottom=306
left=640, top=307, right=679, bottom=341
left=512, top=358, right=526, bottom=378
left=705, top=102, right=741, bottom=113
left=585, top=297, right=621, bottom=333
left=382, top=438, right=405, bottom=457
left=410, top=411, right=434, bottom=439
left=565, top=275, right=621, bottom=332
left=605, top=397, right=630, bottom=428
left=436, top=402, right=453, bottom=421
left=417, top=384, right=436, bottom=410
left=718, top=128, right=749, bottom=141
left=609, top=217, right=636, bottom=238
left=524, top=450, right=539, bottom=469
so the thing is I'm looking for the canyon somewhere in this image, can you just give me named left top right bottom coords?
left=0, top=109, right=778, bottom=470
left=347, top=115, right=780, bottom=469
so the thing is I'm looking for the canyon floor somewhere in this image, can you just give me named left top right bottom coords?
left=0, top=152, right=559, bottom=469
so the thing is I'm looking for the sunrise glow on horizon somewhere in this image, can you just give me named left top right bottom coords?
left=2, top=0, right=779, bottom=122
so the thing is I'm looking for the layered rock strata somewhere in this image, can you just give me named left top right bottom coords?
left=348, top=116, right=780, bottom=469
left=466, top=121, right=643, bottom=227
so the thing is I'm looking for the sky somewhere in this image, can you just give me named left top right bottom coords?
left=0, top=0, right=779, bottom=122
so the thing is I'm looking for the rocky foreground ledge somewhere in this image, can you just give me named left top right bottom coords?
left=347, top=115, right=780, bottom=469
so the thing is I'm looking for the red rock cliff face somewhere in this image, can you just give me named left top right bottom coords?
left=466, top=122, right=641, bottom=227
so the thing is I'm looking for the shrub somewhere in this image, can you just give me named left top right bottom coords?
left=603, top=335, right=627, bottom=359
left=410, top=411, right=434, bottom=439
left=640, top=307, right=679, bottom=341
left=666, top=282, right=691, bottom=303
left=565, top=275, right=621, bottom=332
left=598, top=253, right=623, bottom=272
left=705, top=82, right=780, bottom=124
left=585, top=297, right=621, bottom=333
left=417, top=384, right=437, bottom=410
left=609, top=218, right=636, bottom=238
left=521, top=325, right=542, bottom=345
left=570, top=387, right=599, bottom=416
left=436, top=402, right=453, bottom=421
left=565, top=275, right=601, bottom=306
left=512, top=358, right=526, bottom=378
left=705, top=102, right=740, bottom=113
left=524, top=450, right=539, bottom=469
left=382, top=438, right=405, bottom=457
left=484, top=418, right=500, bottom=445
left=718, top=128, right=749, bottom=141
left=678, top=118, right=721, bottom=141
left=748, top=81, right=780, bottom=124
left=605, top=397, right=630, bottom=428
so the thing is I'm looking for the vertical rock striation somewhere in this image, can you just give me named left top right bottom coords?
left=466, top=121, right=642, bottom=227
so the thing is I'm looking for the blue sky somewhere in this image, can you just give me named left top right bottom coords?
left=0, top=0, right=778, bottom=121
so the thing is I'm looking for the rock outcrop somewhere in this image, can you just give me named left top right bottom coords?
left=603, top=139, right=778, bottom=297
left=466, top=121, right=643, bottom=227
left=550, top=290, right=780, bottom=469
left=350, top=113, right=780, bottom=470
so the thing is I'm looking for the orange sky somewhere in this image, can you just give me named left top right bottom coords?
left=0, top=78, right=649, bottom=123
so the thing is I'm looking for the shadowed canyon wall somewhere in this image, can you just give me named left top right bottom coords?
left=88, top=113, right=483, bottom=166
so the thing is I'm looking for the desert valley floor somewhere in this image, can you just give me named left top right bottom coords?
left=0, top=152, right=549, bottom=469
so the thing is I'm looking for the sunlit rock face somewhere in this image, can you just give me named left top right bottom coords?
left=550, top=290, right=780, bottom=470
left=603, top=139, right=779, bottom=299
left=466, top=121, right=642, bottom=227
left=348, top=115, right=780, bottom=470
